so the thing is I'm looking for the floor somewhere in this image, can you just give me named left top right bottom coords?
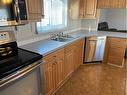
left=55, top=63, right=126, bottom=95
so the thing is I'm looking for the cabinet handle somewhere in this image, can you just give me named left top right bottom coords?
left=53, top=56, right=56, bottom=58
left=53, top=61, right=57, bottom=65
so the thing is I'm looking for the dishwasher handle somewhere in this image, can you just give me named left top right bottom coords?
left=88, top=40, right=97, bottom=41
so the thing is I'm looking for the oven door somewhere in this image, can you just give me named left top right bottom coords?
left=0, top=60, right=44, bottom=95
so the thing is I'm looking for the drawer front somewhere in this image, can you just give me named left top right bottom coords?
left=109, top=38, right=127, bottom=46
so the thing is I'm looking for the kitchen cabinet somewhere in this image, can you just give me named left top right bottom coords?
left=73, top=40, right=85, bottom=70
left=44, top=48, right=64, bottom=95
left=64, top=44, right=75, bottom=78
left=64, top=39, right=85, bottom=77
left=79, top=0, right=98, bottom=19
left=44, top=39, right=85, bottom=95
left=97, top=0, right=126, bottom=8
left=27, top=0, right=44, bottom=21
left=69, top=0, right=79, bottom=19
left=103, top=37, right=127, bottom=67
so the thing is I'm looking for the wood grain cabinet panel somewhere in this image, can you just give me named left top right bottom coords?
left=97, top=0, right=126, bottom=8
left=79, top=0, right=97, bottom=19
left=44, top=58, right=55, bottom=95
left=65, top=47, right=75, bottom=79
left=103, top=37, right=127, bottom=67
left=44, top=39, right=85, bottom=95
left=44, top=49, right=64, bottom=95
left=27, top=0, right=44, bottom=21
left=97, top=0, right=110, bottom=8
left=74, top=39, right=85, bottom=70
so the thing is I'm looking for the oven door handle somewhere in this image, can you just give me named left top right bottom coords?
left=0, top=60, right=43, bottom=88
left=13, top=0, right=20, bottom=23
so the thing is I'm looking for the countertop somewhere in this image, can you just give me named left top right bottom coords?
left=20, top=30, right=127, bottom=56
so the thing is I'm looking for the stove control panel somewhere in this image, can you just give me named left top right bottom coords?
left=0, top=31, right=16, bottom=45
left=0, top=32, right=9, bottom=41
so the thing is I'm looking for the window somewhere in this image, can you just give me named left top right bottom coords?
left=37, top=0, right=67, bottom=33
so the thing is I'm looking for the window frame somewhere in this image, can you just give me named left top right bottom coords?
left=36, top=0, right=68, bottom=34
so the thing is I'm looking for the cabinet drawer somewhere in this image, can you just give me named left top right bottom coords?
left=109, top=38, right=126, bottom=45
left=65, top=44, right=75, bottom=52
left=44, top=48, right=64, bottom=61
left=54, top=48, right=64, bottom=60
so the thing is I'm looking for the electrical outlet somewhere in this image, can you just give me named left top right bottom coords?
left=0, top=32, right=9, bottom=41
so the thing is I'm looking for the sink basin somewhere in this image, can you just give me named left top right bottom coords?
left=52, top=37, right=73, bottom=42
left=51, top=34, right=80, bottom=42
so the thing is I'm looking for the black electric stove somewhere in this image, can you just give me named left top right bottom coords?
left=0, top=42, right=42, bottom=79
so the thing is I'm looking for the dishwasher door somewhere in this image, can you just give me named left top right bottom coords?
left=84, top=36, right=106, bottom=63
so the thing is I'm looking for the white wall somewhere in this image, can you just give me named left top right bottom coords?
left=0, top=0, right=81, bottom=45
left=99, top=9, right=127, bottom=30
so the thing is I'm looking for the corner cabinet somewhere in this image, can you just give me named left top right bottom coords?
left=103, top=37, right=127, bottom=68
left=79, top=0, right=98, bottom=19
left=27, top=0, right=44, bottom=22
left=97, top=0, right=126, bottom=8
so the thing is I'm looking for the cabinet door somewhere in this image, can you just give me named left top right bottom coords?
left=74, top=40, right=85, bottom=70
left=84, top=0, right=97, bottom=19
left=44, top=59, right=55, bottom=95
left=65, top=52, right=74, bottom=78
left=117, top=0, right=126, bottom=8
left=55, top=59, right=64, bottom=88
left=27, top=0, right=44, bottom=21
left=79, top=0, right=85, bottom=18
left=69, top=0, right=79, bottom=19
left=79, top=0, right=97, bottom=19
left=77, top=40, right=85, bottom=66
left=107, top=38, right=127, bottom=67
left=55, top=49, right=64, bottom=89
left=65, top=46, right=74, bottom=79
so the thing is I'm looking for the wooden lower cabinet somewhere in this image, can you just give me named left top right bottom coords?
left=44, top=49, right=64, bottom=95
left=103, top=37, right=127, bottom=67
left=44, top=39, right=85, bottom=95
left=64, top=45, right=75, bottom=79
left=73, top=40, right=85, bottom=70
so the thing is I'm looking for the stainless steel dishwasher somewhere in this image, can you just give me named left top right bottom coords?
left=84, top=36, right=106, bottom=63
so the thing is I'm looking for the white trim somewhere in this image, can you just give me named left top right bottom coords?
left=81, top=27, right=97, bottom=31
left=107, top=63, right=124, bottom=68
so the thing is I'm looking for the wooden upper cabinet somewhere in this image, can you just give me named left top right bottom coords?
left=27, top=0, right=44, bottom=21
left=79, top=0, right=97, bottom=19
left=97, top=0, right=110, bottom=8
left=97, top=0, right=126, bottom=8
left=79, top=0, right=85, bottom=18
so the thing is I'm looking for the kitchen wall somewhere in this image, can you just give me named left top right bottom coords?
left=0, top=1, right=126, bottom=46
left=99, top=9, right=127, bottom=30
left=0, top=0, right=81, bottom=46
left=81, top=9, right=127, bottom=31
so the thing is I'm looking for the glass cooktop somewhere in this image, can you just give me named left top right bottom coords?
left=0, top=48, right=42, bottom=79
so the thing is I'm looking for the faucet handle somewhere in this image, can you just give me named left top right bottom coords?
left=50, top=34, right=57, bottom=39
